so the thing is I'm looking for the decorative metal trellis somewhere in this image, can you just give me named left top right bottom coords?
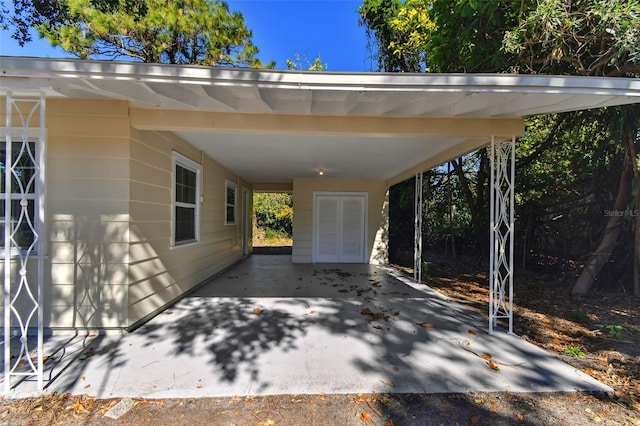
left=3, top=91, right=46, bottom=393
left=489, top=136, right=515, bottom=334
left=414, top=172, right=423, bottom=283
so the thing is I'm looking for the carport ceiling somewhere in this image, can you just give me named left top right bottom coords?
left=175, top=131, right=463, bottom=183
left=2, top=57, right=639, bottom=185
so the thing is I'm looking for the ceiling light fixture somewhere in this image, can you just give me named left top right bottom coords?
left=318, top=168, right=325, bottom=176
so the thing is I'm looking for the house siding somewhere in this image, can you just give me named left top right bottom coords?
left=47, top=99, right=131, bottom=329
left=1, top=98, right=252, bottom=332
left=127, top=129, right=250, bottom=326
left=291, top=178, right=388, bottom=264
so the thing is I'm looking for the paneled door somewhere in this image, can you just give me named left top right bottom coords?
left=313, top=193, right=366, bottom=263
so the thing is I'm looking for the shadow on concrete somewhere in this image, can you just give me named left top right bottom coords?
left=6, top=256, right=611, bottom=398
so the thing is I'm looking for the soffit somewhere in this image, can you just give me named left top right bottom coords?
left=1, top=57, right=639, bottom=185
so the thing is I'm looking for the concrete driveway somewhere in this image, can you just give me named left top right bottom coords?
left=5, top=255, right=609, bottom=398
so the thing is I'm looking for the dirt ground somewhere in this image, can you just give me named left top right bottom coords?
left=1, top=256, right=639, bottom=426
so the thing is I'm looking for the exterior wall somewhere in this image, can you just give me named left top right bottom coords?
left=2, top=98, right=251, bottom=332
left=127, top=129, right=250, bottom=326
left=292, top=178, right=388, bottom=264
left=47, top=99, right=132, bottom=330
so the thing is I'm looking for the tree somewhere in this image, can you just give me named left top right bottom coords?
left=286, top=54, right=327, bottom=71
left=504, top=0, right=640, bottom=295
left=253, top=193, right=293, bottom=238
left=503, top=0, right=640, bottom=76
left=1, top=0, right=70, bottom=46
left=360, top=0, right=640, bottom=295
left=428, top=0, right=522, bottom=73
left=2, top=0, right=273, bottom=67
left=358, top=0, right=407, bottom=72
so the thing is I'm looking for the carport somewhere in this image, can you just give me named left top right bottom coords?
left=7, top=255, right=609, bottom=397
left=2, top=57, right=640, bottom=392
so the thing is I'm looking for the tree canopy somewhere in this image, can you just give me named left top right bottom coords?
left=2, top=0, right=273, bottom=67
left=360, top=0, right=640, bottom=295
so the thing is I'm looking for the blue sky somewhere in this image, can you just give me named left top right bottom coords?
left=0, top=0, right=372, bottom=72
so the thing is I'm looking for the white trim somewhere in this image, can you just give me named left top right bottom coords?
left=225, top=180, right=238, bottom=225
left=414, top=173, right=423, bottom=283
left=171, top=151, right=201, bottom=246
left=2, top=57, right=639, bottom=98
left=0, top=128, right=44, bottom=257
left=241, top=187, right=250, bottom=255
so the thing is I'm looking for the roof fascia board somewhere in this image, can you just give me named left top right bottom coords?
left=2, top=57, right=640, bottom=98
left=130, top=108, right=525, bottom=138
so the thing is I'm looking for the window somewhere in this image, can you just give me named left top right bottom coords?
left=225, top=181, right=237, bottom=225
left=173, top=152, right=201, bottom=246
left=0, top=140, right=38, bottom=253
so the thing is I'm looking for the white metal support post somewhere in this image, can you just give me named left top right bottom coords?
left=414, top=173, right=423, bottom=283
left=489, top=136, right=515, bottom=335
left=3, top=91, right=46, bottom=393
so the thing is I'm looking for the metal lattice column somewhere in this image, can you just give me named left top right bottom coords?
left=3, top=92, right=46, bottom=393
left=414, top=173, right=423, bottom=283
left=489, top=136, right=515, bottom=335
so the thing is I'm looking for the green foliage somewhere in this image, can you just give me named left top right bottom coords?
left=286, top=54, right=327, bottom=71
left=606, top=324, right=624, bottom=339
left=564, top=345, right=586, bottom=357
left=420, top=260, right=432, bottom=277
left=365, top=0, right=640, bottom=292
left=504, top=0, right=640, bottom=77
left=5, top=0, right=274, bottom=67
left=569, top=311, right=591, bottom=324
left=253, top=193, right=293, bottom=237
left=428, top=0, right=524, bottom=72
left=1, top=0, right=71, bottom=45
left=358, top=0, right=409, bottom=71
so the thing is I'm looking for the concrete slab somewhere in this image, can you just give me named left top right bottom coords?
left=3, top=255, right=611, bottom=398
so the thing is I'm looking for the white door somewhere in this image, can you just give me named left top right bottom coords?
left=314, top=193, right=366, bottom=263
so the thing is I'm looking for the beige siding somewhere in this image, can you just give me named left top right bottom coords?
left=127, top=129, right=250, bottom=325
left=46, top=99, right=131, bottom=329
left=1, top=97, right=249, bottom=331
left=292, top=178, right=388, bottom=264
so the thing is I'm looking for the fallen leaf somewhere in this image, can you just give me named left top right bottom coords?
left=417, top=322, right=433, bottom=329
left=359, top=411, right=373, bottom=422
left=470, top=415, right=481, bottom=424
left=468, top=330, right=477, bottom=335
left=309, top=310, right=315, bottom=314
left=480, top=353, right=492, bottom=360
left=84, top=384, right=91, bottom=389
left=386, top=420, right=395, bottom=426
left=517, top=413, right=525, bottom=421
left=490, top=405, right=498, bottom=413
left=253, top=307, right=262, bottom=314
left=75, top=400, right=88, bottom=413
left=488, top=360, right=500, bottom=371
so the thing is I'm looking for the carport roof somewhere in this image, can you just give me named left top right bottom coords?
left=2, top=56, right=639, bottom=187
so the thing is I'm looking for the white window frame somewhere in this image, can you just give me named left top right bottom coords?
left=0, top=128, right=43, bottom=257
left=172, top=152, right=201, bottom=247
left=225, top=180, right=238, bottom=225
